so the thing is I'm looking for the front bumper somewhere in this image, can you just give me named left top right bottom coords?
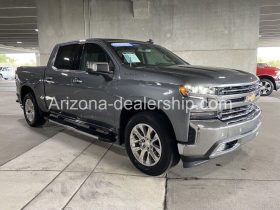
left=178, top=109, right=261, bottom=167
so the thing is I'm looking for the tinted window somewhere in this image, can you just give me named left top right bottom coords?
left=81, top=43, right=114, bottom=71
left=257, top=63, right=268, bottom=67
left=54, top=44, right=83, bottom=70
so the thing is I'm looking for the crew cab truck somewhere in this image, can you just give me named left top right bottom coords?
left=16, top=39, right=261, bottom=176
left=257, top=63, right=280, bottom=96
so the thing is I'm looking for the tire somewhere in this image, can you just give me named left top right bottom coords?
left=260, top=78, right=274, bottom=96
left=125, top=111, right=179, bottom=176
left=23, top=92, right=46, bottom=127
left=0, top=74, right=3, bottom=80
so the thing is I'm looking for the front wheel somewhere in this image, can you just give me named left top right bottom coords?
left=260, top=78, right=274, bottom=96
left=23, top=93, right=46, bottom=127
left=125, top=112, right=179, bottom=176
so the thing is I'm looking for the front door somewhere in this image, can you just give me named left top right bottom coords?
left=70, top=42, right=116, bottom=129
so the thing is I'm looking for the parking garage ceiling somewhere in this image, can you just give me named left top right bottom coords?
left=0, top=0, right=38, bottom=53
left=1, top=0, right=280, bottom=52
left=259, top=0, right=280, bottom=47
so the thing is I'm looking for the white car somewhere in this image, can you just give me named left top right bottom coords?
left=0, top=67, right=13, bottom=80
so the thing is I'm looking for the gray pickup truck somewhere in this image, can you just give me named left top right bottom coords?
left=16, top=39, right=261, bottom=176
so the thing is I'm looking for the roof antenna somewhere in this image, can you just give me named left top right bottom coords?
left=148, top=39, right=154, bottom=44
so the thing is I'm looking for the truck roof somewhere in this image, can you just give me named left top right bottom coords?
left=57, top=38, right=151, bottom=46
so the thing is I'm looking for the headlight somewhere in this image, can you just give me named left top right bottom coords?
left=185, top=85, right=216, bottom=95
left=276, top=70, right=280, bottom=77
left=178, top=85, right=215, bottom=97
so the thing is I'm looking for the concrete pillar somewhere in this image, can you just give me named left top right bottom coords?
left=37, top=0, right=260, bottom=73
left=35, top=52, right=40, bottom=66
left=131, top=0, right=150, bottom=19
left=37, top=0, right=86, bottom=64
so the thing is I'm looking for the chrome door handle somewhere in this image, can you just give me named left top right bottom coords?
left=45, top=77, right=54, bottom=84
left=73, top=77, right=83, bottom=84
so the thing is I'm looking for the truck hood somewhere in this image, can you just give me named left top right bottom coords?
left=135, top=65, right=259, bottom=87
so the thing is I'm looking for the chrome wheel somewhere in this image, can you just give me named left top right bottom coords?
left=260, top=80, right=272, bottom=95
left=25, top=99, right=35, bottom=122
left=130, top=123, right=162, bottom=167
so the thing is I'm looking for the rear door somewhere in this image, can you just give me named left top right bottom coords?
left=44, top=43, right=83, bottom=115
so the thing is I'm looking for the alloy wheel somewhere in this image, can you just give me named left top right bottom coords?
left=25, top=98, right=35, bottom=122
left=129, top=123, right=162, bottom=167
left=260, top=80, right=272, bottom=95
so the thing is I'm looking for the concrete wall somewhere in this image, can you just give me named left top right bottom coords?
left=37, top=0, right=260, bottom=73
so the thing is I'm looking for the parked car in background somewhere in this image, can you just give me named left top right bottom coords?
left=257, top=63, right=280, bottom=96
left=0, top=67, right=13, bottom=80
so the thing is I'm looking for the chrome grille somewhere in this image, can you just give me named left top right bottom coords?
left=217, top=83, right=260, bottom=95
left=216, top=81, right=260, bottom=124
left=219, top=104, right=254, bottom=120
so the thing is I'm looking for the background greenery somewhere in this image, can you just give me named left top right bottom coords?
left=257, top=57, right=280, bottom=68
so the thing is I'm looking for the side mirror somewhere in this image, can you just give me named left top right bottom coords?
left=86, top=62, right=110, bottom=74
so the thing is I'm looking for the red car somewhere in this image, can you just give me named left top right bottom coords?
left=257, top=63, right=280, bottom=96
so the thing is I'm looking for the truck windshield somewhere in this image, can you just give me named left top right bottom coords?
left=110, top=42, right=186, bottom=67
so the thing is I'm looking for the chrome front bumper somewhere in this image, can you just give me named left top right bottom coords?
left=178, top=109, right=261, bottom=167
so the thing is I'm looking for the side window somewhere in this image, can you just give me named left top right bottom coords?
left=54, top=44, right=83, bottom=70
left=81, top=43, right=114, bottom=71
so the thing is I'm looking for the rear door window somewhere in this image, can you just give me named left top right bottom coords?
left=54, top=44, right=83, bottom=70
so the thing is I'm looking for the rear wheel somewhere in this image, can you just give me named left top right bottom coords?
left=125, top=112, right=179, bottom=176
left=260, top=78, right=274, bottom=96
left=23, top=93, right=46, bottom=127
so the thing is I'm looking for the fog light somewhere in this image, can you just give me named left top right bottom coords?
left=216, top=143, right=226, bottom=152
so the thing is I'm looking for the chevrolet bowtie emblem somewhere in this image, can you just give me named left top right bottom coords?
left=246, top=94, right=256, bottom=103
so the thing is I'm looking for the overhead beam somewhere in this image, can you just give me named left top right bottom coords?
left=0, top=24, right=37, bottom=30
left=261, top=5, right=280, bottom=14
left=0, top=33, right=37, bottom=38
left=0, top=37, right=38, bottom=40
left=0, top=17, right=37, bottom=25
left=260, top=14, right=280, bottom=21
left=0, top=0, right=36, bottom=8
left=0, top=8, right=37, bottom=17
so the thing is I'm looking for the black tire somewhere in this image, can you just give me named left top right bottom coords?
left=260, top=78, right=274, bottom=96
left=23, top=92, right=46, bottom=127
left=125, top=111, right=179, bottom=176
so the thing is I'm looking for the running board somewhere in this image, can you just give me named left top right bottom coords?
left=49, top=118, right=116, bottom=143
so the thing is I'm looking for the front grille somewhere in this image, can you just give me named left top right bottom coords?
left=218, top=104, right=258, bottom=124
left=217, top=83, right=260, bottom=95
left=214, top=81, right=260, bottom=124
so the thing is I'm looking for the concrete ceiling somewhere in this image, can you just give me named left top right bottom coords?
left=259, top=0, right=280, bottom=47
left=0, top=0, right=38, bottom=53
left=1, top=0, right=280, bottom=52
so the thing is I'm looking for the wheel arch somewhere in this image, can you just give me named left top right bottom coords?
left=20, top=85, right=35, bottom=103
left=258, top=75, right=276, bottom=90
left=118, top=102, right=176, bottom=145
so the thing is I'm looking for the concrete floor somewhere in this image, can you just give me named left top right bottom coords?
left=0, top=80, right=280, bottom=210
